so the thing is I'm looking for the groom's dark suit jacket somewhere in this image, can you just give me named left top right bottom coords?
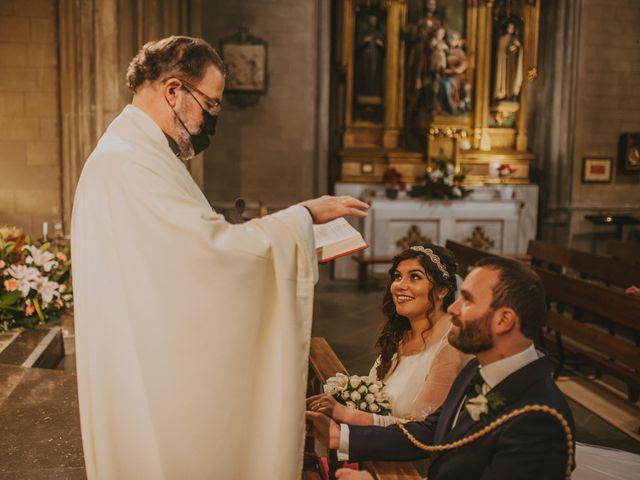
left=348, top=355, right=576, bottom=480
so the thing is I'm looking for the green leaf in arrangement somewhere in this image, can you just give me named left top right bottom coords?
left=0, top=290, right=22, bottom=308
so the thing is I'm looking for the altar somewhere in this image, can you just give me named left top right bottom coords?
left=334, top=182, right=537, bottom=280
left=331, top=0, right=543, bottom=280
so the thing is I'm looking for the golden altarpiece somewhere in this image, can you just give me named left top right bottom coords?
left=336, top=0, right=540, bottom=185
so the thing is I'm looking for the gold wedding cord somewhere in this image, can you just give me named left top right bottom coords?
left=396, top=404, right=574, bottom=479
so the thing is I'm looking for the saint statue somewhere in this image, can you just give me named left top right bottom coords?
left=493, top=21, right=523, bottom=101
left=405, top=0, right=443, bottom=109
left=440, top=30, right=470, bottom=114
left=356, top=14, right=385, bottom=99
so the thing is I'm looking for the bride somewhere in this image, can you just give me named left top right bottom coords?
left=308, top=243, right=470, bottom=426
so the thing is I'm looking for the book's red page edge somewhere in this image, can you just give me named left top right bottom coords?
left=318, top=244, right=369, bottom=263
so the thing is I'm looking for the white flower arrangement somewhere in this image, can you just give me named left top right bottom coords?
left=0, top=228, right=73, bottom=332
left=323, top=373, right=392, bottom=416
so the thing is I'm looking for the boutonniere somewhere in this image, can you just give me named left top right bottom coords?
left=465, top=385, right=506, bottom=422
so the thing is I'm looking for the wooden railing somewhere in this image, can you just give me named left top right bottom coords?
left=306, top=337, right=421, bottom=480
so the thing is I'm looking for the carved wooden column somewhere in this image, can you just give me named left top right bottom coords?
left=341, top=0, right=356, bottom=147
left=473, top=0, right=494, bottom=150
left=382, top=0, right=406, bottom=149
left=516, top=0, right=540, bottom=151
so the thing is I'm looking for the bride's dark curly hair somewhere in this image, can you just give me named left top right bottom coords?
left=375, top=243, right=458, bottom=380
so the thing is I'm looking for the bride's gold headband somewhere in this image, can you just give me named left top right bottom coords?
left=409, top=246, right=450, bottom=279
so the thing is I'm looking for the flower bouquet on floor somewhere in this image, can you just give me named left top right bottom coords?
left=0, top=226, right=73, bottom=332
left=324, top=373, right=392, bottom=415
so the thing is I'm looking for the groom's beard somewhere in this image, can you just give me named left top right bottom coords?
left=448, top=308, right=494, bottom=354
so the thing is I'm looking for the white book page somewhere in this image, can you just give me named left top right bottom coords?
left=313, top=218, right=360, bottom=248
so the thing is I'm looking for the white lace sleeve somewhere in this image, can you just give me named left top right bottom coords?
left=373, top=413, right=410, bottom=427
left=368, top=356, right=381, bottom=380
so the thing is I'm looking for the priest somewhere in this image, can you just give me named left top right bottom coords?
left=71, top=36, right=368, bottom=480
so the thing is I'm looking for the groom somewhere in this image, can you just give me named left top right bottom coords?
left=307, top=257, right=576, bottom=479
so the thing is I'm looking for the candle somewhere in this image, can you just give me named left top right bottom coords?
left=42, top=221, right=48, bottom=240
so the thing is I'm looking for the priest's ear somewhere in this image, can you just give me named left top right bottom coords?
left=163, top=78, right=183, bottom=107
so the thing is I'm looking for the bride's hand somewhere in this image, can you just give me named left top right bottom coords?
left=306, top=393, right=349, bottom=423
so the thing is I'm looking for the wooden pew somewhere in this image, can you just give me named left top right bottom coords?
left=534, top=268, right=640, bottom=401
left=606, top=239, right=640, bottom=265
left=307, top=338, right=421, bottom=480
left=526, top=240, right=570, bottom=273
left=444, top=240, right=500, bottom=275
left=528, top=240, right=640, bottom=288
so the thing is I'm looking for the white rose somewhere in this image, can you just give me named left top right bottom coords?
left=341, top=390, right=351, bottom=400
left=375, top=391, right=389, bottom=402
left=446, top=163, right=456, bottom=176
left=323, top=384, right=340, bottom=396
left=349, top=376, right=362, bottom=389
left=452, top=187, right=462, bottom=197
left=335, top=373, right=349, bottom=388
left=345, top=401, right=356, bottom=409
left=368, top=403, right=380, bottom=413
left=465, top=395, right=489, bottom=421
left=365, top=393, right=375, bottom=404
left=350, top=391, right=362, bottom=402
left=359, top=402, right=368, bottom=410
left=368, top=384, right=380, bottom=394
left=358, top=385, right=368, bottom=394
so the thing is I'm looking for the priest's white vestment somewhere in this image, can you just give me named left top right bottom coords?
left=71, top=105, right=318, bottom=479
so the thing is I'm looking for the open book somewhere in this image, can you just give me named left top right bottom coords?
left=313, top=218, right=368, bottom=263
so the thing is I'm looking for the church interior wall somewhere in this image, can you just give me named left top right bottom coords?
left=0, top=0, right=61, bottom=237
left=531, top=0, right=639, bottom=251
left=202, top=0, right=329, bottom=213
left=568, top=0, right=640, bottom=252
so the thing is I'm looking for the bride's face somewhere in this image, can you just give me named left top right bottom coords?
left=390, top=258, right=433, bottom=320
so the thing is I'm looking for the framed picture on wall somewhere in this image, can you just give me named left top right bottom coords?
left=582, top=157, right=612, bottom=183
left=618, top=133, right=640, bottom=172
left=220, top=27, right=267, bottom=93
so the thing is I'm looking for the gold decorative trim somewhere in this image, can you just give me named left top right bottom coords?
left=464, top=226, right=495, bottom=251
left=396, top=225, right=431, bottom=250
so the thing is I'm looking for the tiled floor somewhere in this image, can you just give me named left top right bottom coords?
left=312, top=265, right=640, bottom=455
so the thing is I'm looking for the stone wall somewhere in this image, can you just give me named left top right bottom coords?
left=0, top=0, right=61, bottom=237
left=202, top=0, right=329, bottom=212
left=532, top=0, right=640, bottom=250
left=569, top=0, right=640, bottom=250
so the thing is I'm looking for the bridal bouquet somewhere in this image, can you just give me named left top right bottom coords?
left=0, top=227, right=73, bottom=332
left=324, top=373, right=392, bottom=415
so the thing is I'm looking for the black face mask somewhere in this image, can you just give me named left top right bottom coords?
left=168, top=89, right=218, bottom=156
left=189, top=109, right=217, bottom=155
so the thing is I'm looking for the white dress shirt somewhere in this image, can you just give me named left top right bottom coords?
left=338, top=344, right=539, bottom=461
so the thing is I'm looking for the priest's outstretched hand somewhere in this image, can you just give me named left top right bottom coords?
left=305, top=411, right=340, bottom=449
left=300, top=195, right=369, bottom=224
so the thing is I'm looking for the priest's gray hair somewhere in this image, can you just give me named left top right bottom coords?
left=126, top=35, right=227, bottom=93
